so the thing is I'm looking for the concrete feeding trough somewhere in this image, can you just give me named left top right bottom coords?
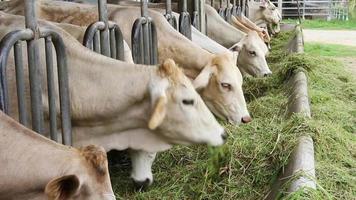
left=267, top=24, right=316, bottom=200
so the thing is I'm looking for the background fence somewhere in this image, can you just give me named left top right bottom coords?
left=271, top=0, right=349, bottom=20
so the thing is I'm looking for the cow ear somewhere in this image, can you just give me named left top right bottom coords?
left=229, top=43, right=243, bottom=52
left=232, top=51, right=239, bottom=64
left=45, top=175, right=80, bottom=200
left=260, top=2, right=268, bottom=8
left=148, top=95, right=167, bottom=130
left=193, top=65, right=215, bottom=90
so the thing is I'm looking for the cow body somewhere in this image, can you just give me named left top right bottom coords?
left=0, top=112, right=115, bottom=200
left=0, top=12, right=225, bottom=186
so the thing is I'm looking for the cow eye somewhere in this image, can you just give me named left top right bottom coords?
left=249, top=51, right=256, bottom=56
left=221, top=83, right=232, bottom=91
left=271, top=7, right=276, bottom=11
left=182, top=99, right=194, bottom=105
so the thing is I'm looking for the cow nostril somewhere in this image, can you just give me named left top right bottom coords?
left=264, top=72, right=272, bottom=77
left=241, top=116, right=252, bottom=123
left=133, top=178, right=151, bottom=191
left=221, top=133, right=228, bottom=141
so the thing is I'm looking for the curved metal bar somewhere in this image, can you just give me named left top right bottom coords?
left=83, top=21, right=105, bottom=49
left=164, top=0, right=178, bottom=30
left=98, top=0, right=110, bottom=57
left=132, top=0, right=158, bottom=65
left=14, top=41, right=28, bottom=126
left=149, top=21, right=158, bottom=65
left=164, top=14, right=178, bottom=29
left=40, top=28, right=72, bottom=146
left=109, top=22, right=125, bottom=61
left=0, top=29, right=33, bottom=113
left=44, top=36, right=58, bottom=142
left=132, top=18, right=145, bottom=64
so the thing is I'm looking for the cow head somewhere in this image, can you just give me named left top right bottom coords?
left=45, top=145, right=115, bottom=200
left=259, top=0, right=281, bottom=33
left=230, top=31, right=271, bottom=77
left=148, top=59, right=226, bottom=146
left=193, top=52, right=251, bottom=125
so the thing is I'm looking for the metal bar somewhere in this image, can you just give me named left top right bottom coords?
left=143, top=21, right=150, bottom=64
left=25, top=0, right=44, bottom=134
left=141, top=0, right=148, bottom=18
left=166, top=0, right=172, bottom=14
left=131, top=1, right=158, bottom=65
left=164, top=0, right=177, bottom=29
left=14, top=41, right=28, bottom=126
left=98, top=0, right=110, bottom=57
left=192, top=0, right=200, bottom=30
left=93, top=30, right=100, bottom=53
left=109, top=28, right=116, bottom=59
left=179, top=0, right=192, bottom=40
left=41, top=29, right=72, bottom=146
left=83, top=22, right=105, bottom=50
left=150, top=22, right=158, bottom=65
left=44, top=37, right=58, bottom=142
left=0, top=29, right=33, bottom=115
left=110, top=23, right=124, bottom=60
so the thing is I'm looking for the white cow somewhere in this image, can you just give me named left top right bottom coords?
left=0, top=111, right=115, bottom=200
left=204, top=5, right=271, bottom=77
left=2, top=0, right=251, bottom=125
left=248, top=0, right=282, bottom=34
left=0, top=12, right=225, bottom=187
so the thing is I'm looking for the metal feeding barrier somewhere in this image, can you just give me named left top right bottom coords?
left=131, top=0, right=158, bottom=65
left=215, top=0, right=248, bottom=21
left=164, top=0, right=178, bottom=29
left=0, top=0, right=72, bottom=145
left=179, top=0, right=192, bottom=39
left=231, top=0, right=242, bottom=17
left=83, top=0, right=124, bottom=60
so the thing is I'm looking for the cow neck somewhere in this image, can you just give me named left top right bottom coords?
left=248, top=4, right=263, bottom=22
left=63, top=34, right=155, bottom=126
left=152, top=19, right=213, bottom=78
left=205, top=5, right=246, bottom=47
left=0, top=112, right=83, bottom=196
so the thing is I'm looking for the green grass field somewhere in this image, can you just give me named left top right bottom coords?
left=305, top=42, right=356, bottom=57
left=109, top=30, right=356, bottom=199
left=283, top=19, right=356, bottom=30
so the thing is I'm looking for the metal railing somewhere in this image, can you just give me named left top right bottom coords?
left=131, top=0, right=158, bottom=64
left=164, top=0, right=178, bottom=29
left=213, top=0, right=249, bottom=22
left=271, top=0, right=349, bottom=20
left=179, top=0, right=192, bottom=39
left=83, top=0, right=125, bottom=60
left=0, top=0, right=72, bottom=145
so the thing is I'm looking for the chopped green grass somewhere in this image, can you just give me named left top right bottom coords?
left=305, top=42, right=356, bottom=57
left=109, top=29, right=355, bottom=199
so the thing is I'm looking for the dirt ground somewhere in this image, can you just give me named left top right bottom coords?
left=303, top=29, right=356, bottom=76
left=303, top=29, right=356, bottom=47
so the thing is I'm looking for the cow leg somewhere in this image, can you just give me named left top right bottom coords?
left=129, top=150, right=156, bottom=189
